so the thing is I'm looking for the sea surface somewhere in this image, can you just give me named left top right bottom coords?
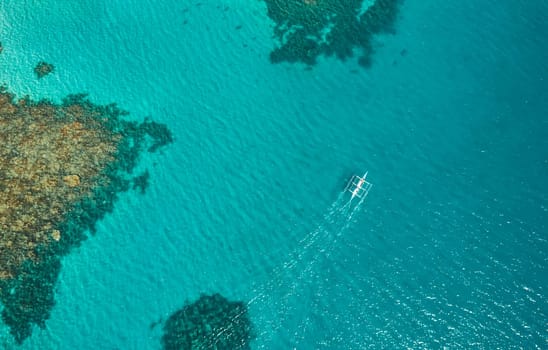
left=1, top=0, right=547, bottom=348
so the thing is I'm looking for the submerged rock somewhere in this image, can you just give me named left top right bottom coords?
left=34, top=61, right=54, bottom=78
left=0, top=87, right=172, bottom=343
left=263, top=0, right=401, bottom=67
left=161, top=294, right=254, bottom=350
left=62, top=174, right=81, bottom=187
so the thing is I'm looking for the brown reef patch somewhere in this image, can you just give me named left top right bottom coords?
left=0, top=87, right=172, bottom=343
left=0, top=91, right=119, bottom=279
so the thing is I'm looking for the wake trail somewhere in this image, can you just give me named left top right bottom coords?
left=204, top=182, right=371, bottom=349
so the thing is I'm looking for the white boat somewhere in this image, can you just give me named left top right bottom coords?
left=344, top=172, right=372, bottom=200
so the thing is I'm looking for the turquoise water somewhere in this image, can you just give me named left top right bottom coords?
left=1, top=0, right=547, bottom=348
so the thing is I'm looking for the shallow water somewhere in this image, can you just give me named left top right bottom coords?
left=0, top=0, right=547, bottom=348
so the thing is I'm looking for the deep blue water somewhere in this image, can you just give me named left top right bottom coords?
left=0, top=0, right=547, bottom=348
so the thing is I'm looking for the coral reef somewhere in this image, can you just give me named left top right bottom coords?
left=132, top=170, right=150, bottom=194
left=0, top=87, right=172, bottom=343
left=263, top=0, right=401, bottom=67
left=33, top=61, right=54, bottom=78
left=161, top=294, right=254, bottom=350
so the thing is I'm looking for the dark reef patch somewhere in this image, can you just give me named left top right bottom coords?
left=0, top=87, right=172, bottom=344
left=161, top=294, right=254, bottom=350
left=263, top=0, right=402, bottom=67
left=33, top=61, right=54, bottom=79
left=133, top=170, right=151, bottom=194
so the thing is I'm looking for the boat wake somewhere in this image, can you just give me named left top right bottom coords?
left=243, top=174, right=373, bottom=348
left=193, top=174, right=373, bottom=349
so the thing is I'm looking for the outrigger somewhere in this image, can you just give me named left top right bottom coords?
left=344, top=171, right=372, bottom=201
